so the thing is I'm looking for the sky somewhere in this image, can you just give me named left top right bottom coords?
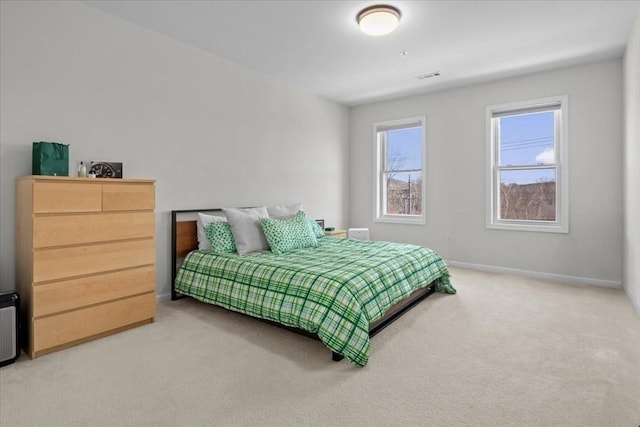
left=386, top=127, right=422, bottom=184
left=499, top=111, right=556, bottom=185
left=386, top=111, right=556, bottom=185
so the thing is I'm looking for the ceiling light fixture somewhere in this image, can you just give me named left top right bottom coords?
left=357, top=5, right=401, bottom=36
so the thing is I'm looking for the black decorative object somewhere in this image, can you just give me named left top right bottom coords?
left=89, top=161, right=123, bottom=178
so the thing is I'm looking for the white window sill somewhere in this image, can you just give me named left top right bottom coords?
left=487, top=222, right=568, bottom=234
left=374, top=216, right=426, bottom=226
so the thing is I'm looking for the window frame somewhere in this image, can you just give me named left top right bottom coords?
left=373, top=115, right=427, bottom=225
left=486, top=95, right=569, bottom=233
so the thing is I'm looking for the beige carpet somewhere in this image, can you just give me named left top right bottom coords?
left=1, top=267, right=638, bottom=426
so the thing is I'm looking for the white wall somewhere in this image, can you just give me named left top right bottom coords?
left=623, top=15, right=640, bottom=314
left=350, top=60, right=624, bottom=285
left=0, top=1, right=349, bottom=297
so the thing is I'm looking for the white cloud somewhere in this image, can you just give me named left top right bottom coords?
left=536, top=148, right=554, bottom=164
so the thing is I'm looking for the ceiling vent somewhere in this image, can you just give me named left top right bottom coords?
left=416, top=72, right=441, bottom=80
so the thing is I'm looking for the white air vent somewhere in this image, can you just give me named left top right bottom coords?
left=416, top=72, right=441, bottom=80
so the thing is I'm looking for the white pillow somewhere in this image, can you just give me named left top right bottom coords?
left=197, top=212, right=227, bottom=250
left=267, top=202, right=303, bottom=219
left=222, top=207, right=270, bottom=255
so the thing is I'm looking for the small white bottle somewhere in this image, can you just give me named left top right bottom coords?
left=78, top=161, right=86, bottom=177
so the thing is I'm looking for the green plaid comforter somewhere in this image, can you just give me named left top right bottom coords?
left=175, top=237, right=455, bottom=366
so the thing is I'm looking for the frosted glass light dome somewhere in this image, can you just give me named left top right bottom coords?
left=357, top=5, right=401, bottom=36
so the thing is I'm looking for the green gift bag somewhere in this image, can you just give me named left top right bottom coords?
left=32, top=142, right=69, bottom=176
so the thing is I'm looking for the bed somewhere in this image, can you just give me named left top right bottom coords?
left=171, top=208, right=456, bottom=366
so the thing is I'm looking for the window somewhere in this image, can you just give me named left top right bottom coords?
left=374, top=116, right=426, bottom=224
left=486, top=96, right=569, bottom=233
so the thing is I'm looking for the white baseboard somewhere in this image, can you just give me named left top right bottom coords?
left=447, top=260, right=622, bottom=289
left=622, top=285, right=640, bottom=315
left=157, top=292, right=172, bottom=302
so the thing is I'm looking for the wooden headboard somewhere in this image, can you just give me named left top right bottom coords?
left=175, top=220, right=197, bottom=259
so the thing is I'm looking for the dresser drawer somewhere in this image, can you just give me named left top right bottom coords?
left=33, top=292, right=156, bottom=353
left=103, top=183, right=155, bottom=211
left=33, top=212, right=155, bottom=248
left=33, top=182, right=102, bottom=213
left=33, top=266, right=155, bottom=317
left=33, top=239, right=155, bottom=283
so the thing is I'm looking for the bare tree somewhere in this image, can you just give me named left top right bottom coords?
left=499, top=179, right=555, bottom=221
left=385, top=146, right=422, bottom=216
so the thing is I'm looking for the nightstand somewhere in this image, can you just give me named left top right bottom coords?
left=325, top=229, right=347, bottom=239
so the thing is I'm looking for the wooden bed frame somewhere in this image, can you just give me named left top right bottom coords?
left=171, top=208, right=436, bottom=362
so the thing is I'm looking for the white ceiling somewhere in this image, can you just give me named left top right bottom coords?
left=84, top=0, right=640, bottom=106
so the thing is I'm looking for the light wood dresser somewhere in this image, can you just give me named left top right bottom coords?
left=16, top=176, right=156, bottom=358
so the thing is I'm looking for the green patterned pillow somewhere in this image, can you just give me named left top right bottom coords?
left=260, top=211, right=318, bottom=255
left=306, top=216, right=325, bottom=239
left=204, top=221, right=237, bottom=254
